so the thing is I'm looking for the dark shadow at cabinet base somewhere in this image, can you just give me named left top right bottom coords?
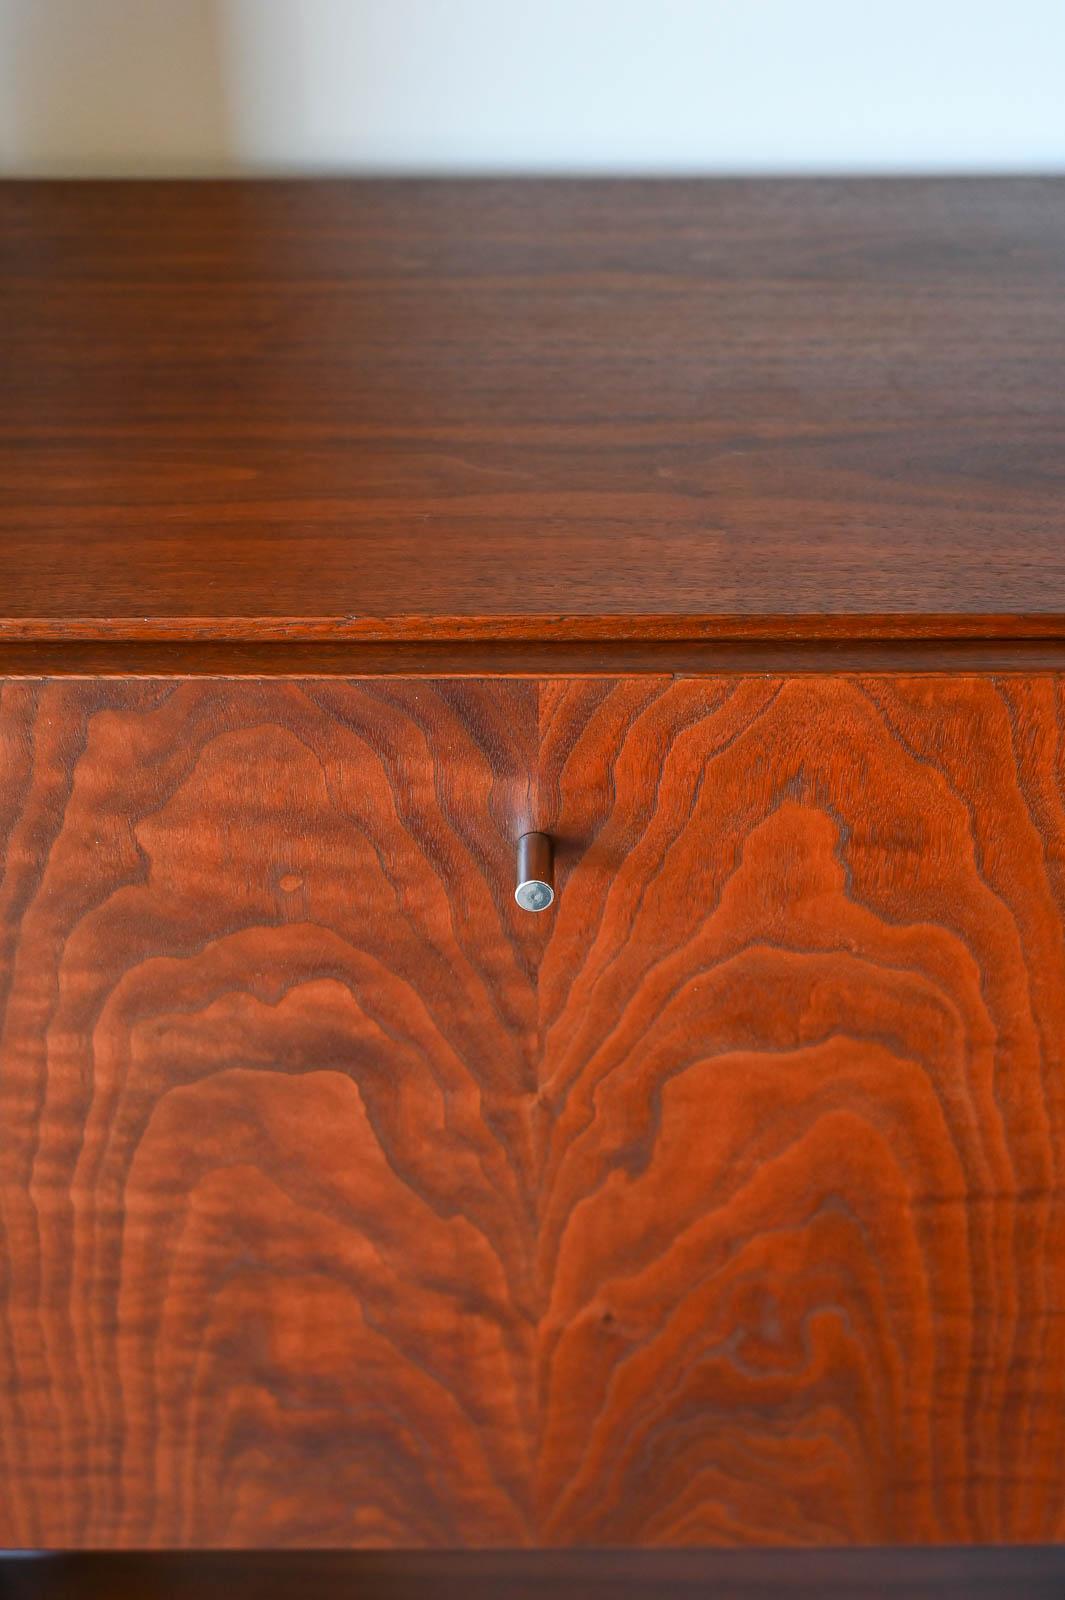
left=2, top=1548, right=1065, bottom=1599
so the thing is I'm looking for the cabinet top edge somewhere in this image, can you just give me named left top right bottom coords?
left=3, top=615, right=1065, bottom=645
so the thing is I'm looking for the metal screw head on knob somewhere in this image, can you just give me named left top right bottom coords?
left=515, top=832, right=555, bottom=912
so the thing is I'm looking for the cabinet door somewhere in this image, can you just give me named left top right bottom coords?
left=0, top=678, right=544, bottom=1548
left=3, top=673, right=1065, bottom=1550
left=535, top=674, right=1065, bottom=1546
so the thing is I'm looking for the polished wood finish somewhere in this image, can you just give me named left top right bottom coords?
left=3, top=673, right=1064, bottom=1548
left=5, top=1548, right=1065, bottom=1599
left=4, top=179, right=1065, bottom=642
left=0, top=677, right=538, bottom=1547
left=4, top=176, right=1065, bottom=1570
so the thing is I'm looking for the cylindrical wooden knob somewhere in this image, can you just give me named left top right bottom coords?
left=515, top=832, right=554, bottom=912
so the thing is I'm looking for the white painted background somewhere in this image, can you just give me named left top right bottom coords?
left=1, top=0, right=1063, bottom=176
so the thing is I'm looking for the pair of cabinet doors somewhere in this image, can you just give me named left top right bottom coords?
left=1, top=670, right=1064, bottom=1549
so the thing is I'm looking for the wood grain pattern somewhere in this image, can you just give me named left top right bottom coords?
left=4, top=178, right=1065, bottom=640
left=535, top=675, right=1065, bottom=1545
left=0, top=678, right=542, bottom=1548
left=2, top=672, right=1065, bottom=1547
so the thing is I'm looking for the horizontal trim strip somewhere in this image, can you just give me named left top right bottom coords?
left=6, top=640, right=1065, bottom=679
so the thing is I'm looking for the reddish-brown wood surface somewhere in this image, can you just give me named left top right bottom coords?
left=4, top=179, right=1065, bottom=641
left=2, top=672, right=1065, bottom=1547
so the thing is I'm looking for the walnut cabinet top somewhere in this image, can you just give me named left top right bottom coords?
left=2, top=177, right=1064, bottom=646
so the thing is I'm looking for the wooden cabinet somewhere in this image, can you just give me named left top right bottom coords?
left=4, top=179, right=1065, bottom=1583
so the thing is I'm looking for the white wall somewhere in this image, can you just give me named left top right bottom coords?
left=1, top=0, right=1063, bottom=176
